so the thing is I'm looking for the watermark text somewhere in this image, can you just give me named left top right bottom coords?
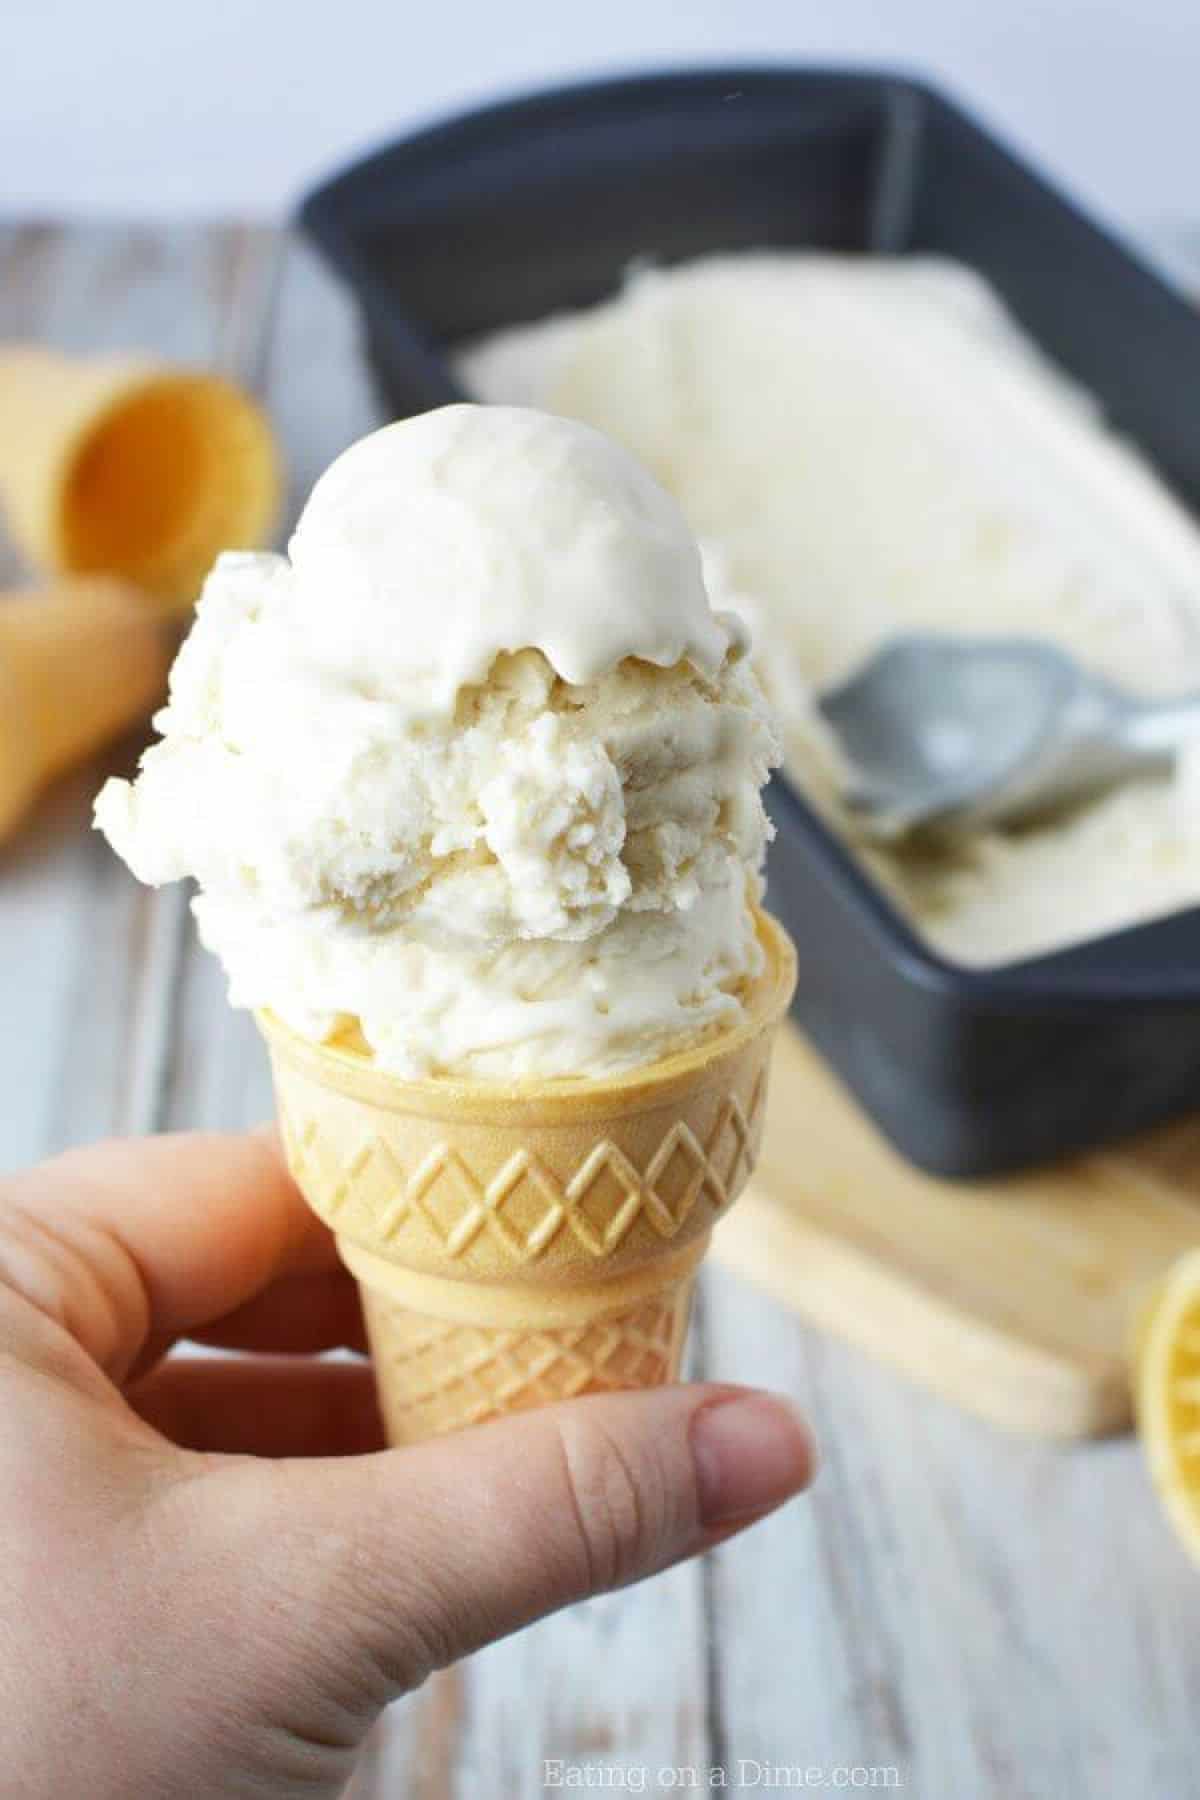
left=543, top=1760, right=903, bottom=1792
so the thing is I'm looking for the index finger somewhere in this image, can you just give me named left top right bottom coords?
left=0, top=1128, right=334, bottom=1381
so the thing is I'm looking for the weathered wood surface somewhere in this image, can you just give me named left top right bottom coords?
left=3, top=223, right=1200, bottom=1800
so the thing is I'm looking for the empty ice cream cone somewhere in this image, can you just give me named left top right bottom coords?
left=0, top=580, right=170, bottom=839
left=0, top=347, right=280, bottom=610
left=260, top=912, right=796, bottom=1444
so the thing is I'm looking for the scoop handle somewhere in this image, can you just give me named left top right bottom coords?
left=1121, top=693, right=1200, bottom=756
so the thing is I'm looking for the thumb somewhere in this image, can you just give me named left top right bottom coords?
left=190, top=1382, right=814, bottom=1734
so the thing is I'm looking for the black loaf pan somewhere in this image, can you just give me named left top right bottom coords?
left=299, top=66, right=1200, bottom=1178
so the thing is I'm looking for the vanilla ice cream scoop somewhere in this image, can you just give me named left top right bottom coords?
left=288, top=403, right=738, bottom=712
left=96, top=406, right=779, bottom=1077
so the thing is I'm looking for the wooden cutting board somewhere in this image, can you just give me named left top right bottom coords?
left=713, top=1024, right=1200, bottom=1438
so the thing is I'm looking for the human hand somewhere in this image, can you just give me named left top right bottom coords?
left=0, top=1130, right=816, bottom=1799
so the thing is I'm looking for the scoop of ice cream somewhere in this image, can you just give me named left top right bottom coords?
left=96, top=406, right=778, bottom=1077
left=287, top=403, right=738, bottom=714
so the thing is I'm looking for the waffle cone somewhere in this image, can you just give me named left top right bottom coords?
left=0, top=347, right=280, bottom=610
left=259, top=911, right=796, bottom=1443
left=0, top=579, right=169, bottom=838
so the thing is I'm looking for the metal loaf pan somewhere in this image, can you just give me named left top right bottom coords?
left=300, top=67, right=1200, bottom=1176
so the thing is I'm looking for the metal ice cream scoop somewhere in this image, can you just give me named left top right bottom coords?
left=818, top=633, right=1200, bottom=838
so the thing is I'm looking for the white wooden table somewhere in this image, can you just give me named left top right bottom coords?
left=3, top=222, right=1199, bottom=1800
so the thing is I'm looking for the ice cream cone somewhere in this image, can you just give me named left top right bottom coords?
left=259, top=911, right=796, bottom=1444
left=0, top=579, right=170, bottom=839
left=0, top=347, right=280, bottom=611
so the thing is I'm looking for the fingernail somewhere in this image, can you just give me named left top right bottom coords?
left=690, top=1389, right=817, bottom=1528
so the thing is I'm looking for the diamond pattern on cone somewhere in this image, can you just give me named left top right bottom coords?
left=278, top=1077, right=767, bottom=1270
left=361, top=1280, right=694, bottom=1444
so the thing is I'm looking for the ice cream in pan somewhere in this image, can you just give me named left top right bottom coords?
left=97, top=404, right=796, bottom=1442
left=461, top=253, right=1200, bottom=968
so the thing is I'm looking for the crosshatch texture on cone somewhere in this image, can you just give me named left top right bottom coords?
left=260, top=912, right=796, bottom=1290
left=356, top=1272, right=697, bottom=1443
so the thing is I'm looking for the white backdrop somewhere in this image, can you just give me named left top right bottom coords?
left=2, top=0, right=1197, bottom=232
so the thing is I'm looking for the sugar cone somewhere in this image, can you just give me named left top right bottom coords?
left=0, top=579, right=170, bottom=839
left=259, top=911, right=796, bottom=1444
left=0, top=347, right=280, bottom=611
